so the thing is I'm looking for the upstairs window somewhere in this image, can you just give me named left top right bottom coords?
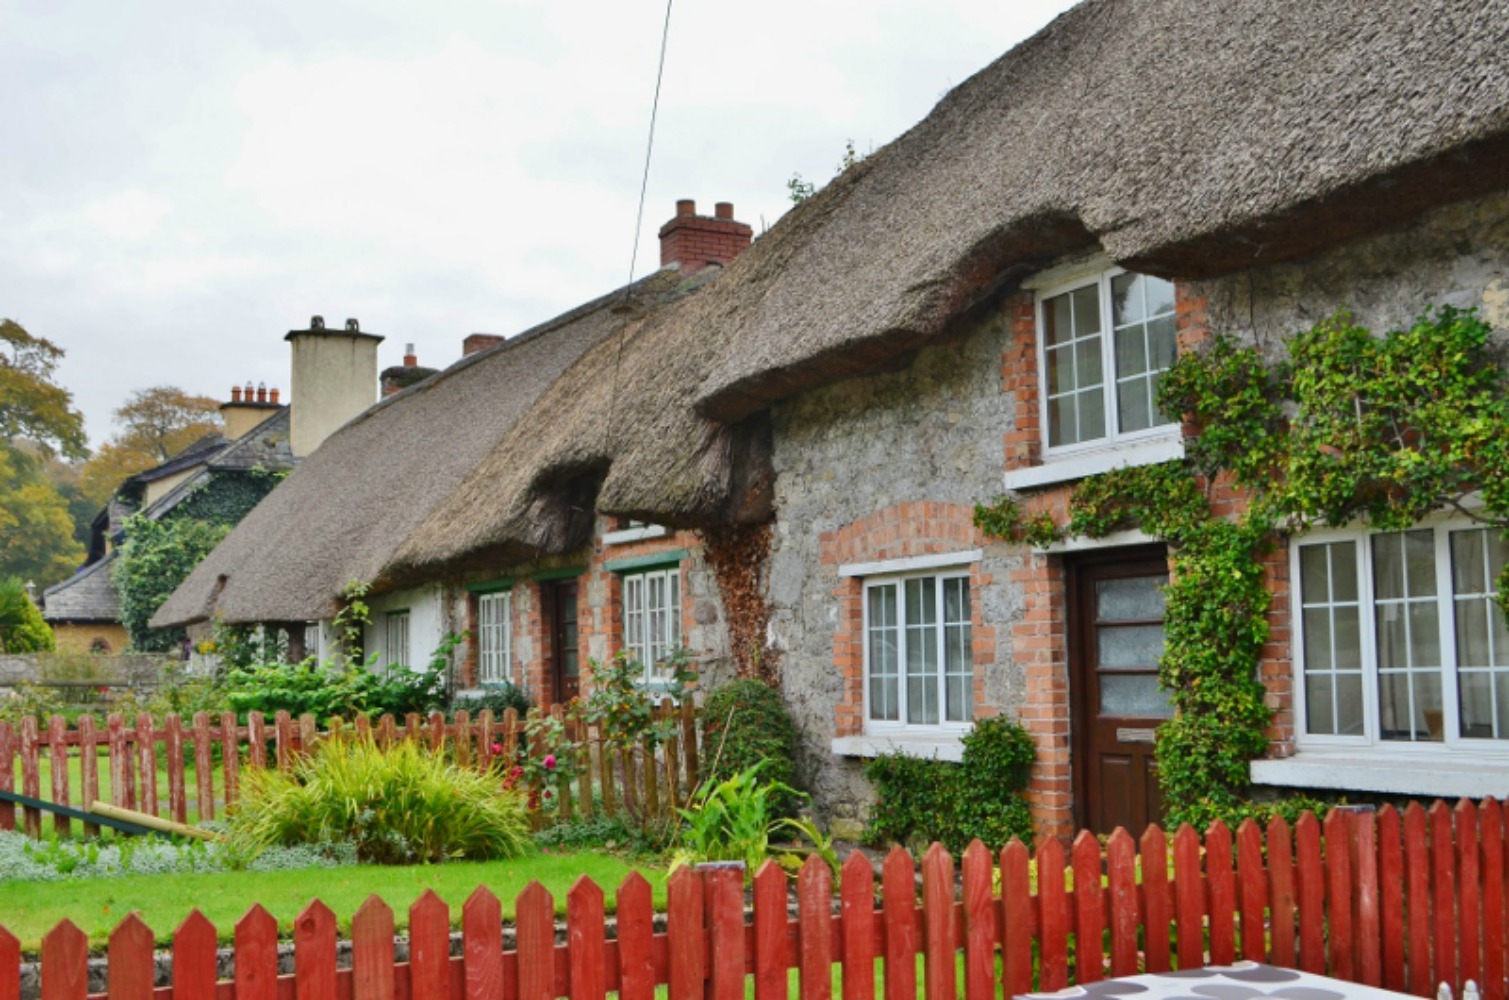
left=1039, top=270, right=1178, bottom=451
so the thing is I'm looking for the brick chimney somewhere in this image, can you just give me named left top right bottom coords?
left=285, top=315, right=383, bottom=457
left=463, top=334, right=505, bottom=357
left=658, top=199, right=753, bottom=276
left=220, top=379, right=285, bottom=440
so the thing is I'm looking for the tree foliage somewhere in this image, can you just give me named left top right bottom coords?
left=0, top=577, right=54, bottom=653
left=0, top=320, right=87, bottom=460
left=79, top=386, right=222, bottom=506
left=0, top=448, right=85, bottom=586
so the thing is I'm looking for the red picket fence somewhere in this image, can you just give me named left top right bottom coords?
left=3, top=800, right=1507, bottom=1000
left=0, top=703, right=702, bottom=837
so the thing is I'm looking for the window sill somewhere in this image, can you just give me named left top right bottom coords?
left=832, top=735, right=965, bottom=763
left=1250, top=751, right=1509, bottom=799
left=1003, top=435, right=1184, bottom=492
left=603, top=524, right=668, bottom=545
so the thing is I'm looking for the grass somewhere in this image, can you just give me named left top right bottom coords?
left=0, top=851, right=663, bottom=951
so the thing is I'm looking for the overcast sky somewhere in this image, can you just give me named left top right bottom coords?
left=3, top=0, right=1077, bottom=449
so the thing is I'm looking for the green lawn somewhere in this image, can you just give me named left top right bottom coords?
left=0, top=852, right=663, bottom=950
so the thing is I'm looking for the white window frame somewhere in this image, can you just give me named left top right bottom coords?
left=477, top=591, right=512, bottom=685
left=862, top=569, right=974, bottom=736
left=1035, top=267, right=1180, bottom=458
left=1291, top=517, right=1509, bottom=758
left=384, top=610, right=410, bottom=672
left=622, top=567, right=682, bottom=686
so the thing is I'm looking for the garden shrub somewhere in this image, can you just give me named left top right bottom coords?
left=451, top=681, right=533, bottom=721
left=228, top=735, right=530, bottom=864
left=0, top=577, right=54, bottom=652
left=863, top=715, right=1035, bottom=853
left=700, top=678, right=798, bottom=815
left=670, top=763, right=835, bottom=880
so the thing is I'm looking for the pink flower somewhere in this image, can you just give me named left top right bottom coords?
left=544, top=789, right=553, bottom=799
left=544, top=754, right=556, bottom=770
left=511, top=765, right=523, bottom=777
left=491, top=742, right=503, bottom=754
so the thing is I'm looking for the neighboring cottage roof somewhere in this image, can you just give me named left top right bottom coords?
left=42, top=552, right=121, bottom=624
left=206, top=406, right=294, bottom=473
left=392, top=0, right=1509, bottom=574
left=152, top=268, right=701, bottom=626
left=129, top=432, right=229, bottom=485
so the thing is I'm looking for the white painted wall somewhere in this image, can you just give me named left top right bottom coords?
left=364, top=584, right=448, bottom=673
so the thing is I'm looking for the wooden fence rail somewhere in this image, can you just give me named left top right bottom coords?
left=1, top=801, right=1505, bottom=1000
left=0, top=703, right=701, bottom=837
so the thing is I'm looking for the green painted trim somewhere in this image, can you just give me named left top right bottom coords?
left=465, top=579, right=514, bottom=594
left=604, top=549, right=689, bottom=574
left=532, top=565, right=587, bottom=582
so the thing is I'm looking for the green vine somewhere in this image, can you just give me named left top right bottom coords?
left=975, top=307, right=1509, bottom=828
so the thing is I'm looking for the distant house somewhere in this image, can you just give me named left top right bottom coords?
left=159, top=0, right=1509, bottom=838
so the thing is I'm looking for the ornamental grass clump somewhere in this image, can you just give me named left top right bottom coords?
left=227, top=735, right=530, bottom=864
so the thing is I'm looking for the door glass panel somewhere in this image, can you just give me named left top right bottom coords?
left=1096, top=575, right=1167, bottom=621
left=1098, top=624, right=1165, bottom=669
left=1100, top=674, right=1174, bottom=718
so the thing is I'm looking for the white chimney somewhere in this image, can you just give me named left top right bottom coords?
left=285, top=315, right=383, bottom=458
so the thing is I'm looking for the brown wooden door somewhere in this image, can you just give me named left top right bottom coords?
left=1070, top=549, right=1172, bottom=836
left=549, top=581, right=581, bottom=704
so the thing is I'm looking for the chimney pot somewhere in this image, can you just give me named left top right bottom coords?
left=256, top=382, right=267, bottom=403
left=231, top=386, right=243, bottom=403
left=676, top=198, right=696, bottom=217
left=403, top=342, right=417, bottom=368
left=345, top=318, right=360, bottom=332
left=269, top=387, right=280, bottom=404
left=311, top=315, right=325, bottom=330
left=245, top=380, right=255, bottom=395
left=715, top=202, right=734, bottom=220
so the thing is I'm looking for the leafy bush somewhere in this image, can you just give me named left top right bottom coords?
left=533, top=814, right=666, bottom=855
left=701, top=678, right=799, bottom=816
left=864, top=716, right=1035, bottom=853
left=451, top=681, right=533, bottom=721
left=671, top=763, right=833, bottom=879
left=222, top=656, right=446, bottom=721
left=114, top=515, right=231, bottom=652
left=228, top=735, right=531, bottom=864
left=0, top=829, right=353, bottom=883
left=0, top=682, right=65, bottom=725
left=0, top=577, right=54, bottom=652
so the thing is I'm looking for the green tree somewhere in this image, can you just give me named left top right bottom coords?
left=80, top=386, right=222, bottom=507
left=0, top=577, right=54, bottom=652
left=0, top=320, right=87, bottom=460
left=0, top=447, right=85, bottom=586
left=113, top=514, right=229, bottom=652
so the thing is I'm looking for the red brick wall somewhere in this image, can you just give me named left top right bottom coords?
left=658, top=202, right=753, bottom=276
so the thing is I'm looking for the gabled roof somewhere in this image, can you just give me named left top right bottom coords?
left=128, top=432, right=229, bottom=485
left=391, top=0, right=1509, bottom=574
left=152, top=268, right=705, bottom=626
left=42, top=552, right=121, bottom=624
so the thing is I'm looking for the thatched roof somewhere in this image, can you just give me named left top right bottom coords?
left=152, top=269, right=700, bottom=626
left=391, top=0, right=1509, bottom=575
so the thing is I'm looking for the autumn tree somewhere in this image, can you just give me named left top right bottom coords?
left=80, top=386, right=222, bottom=506
left=0, top=320, right=88, bottom=587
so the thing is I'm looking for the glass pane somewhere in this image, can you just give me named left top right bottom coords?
left=1111, top=272, right=1144, bottom=326
left=907, top=672, right=937, bottom=725
left=1099, top=624, right=1166, bottom=670
left=1457, top=599, right=1490, bottom=667
left=1377, top=672, right=1415, bottom=740
left=1336, top=674, right=1364, bottom=735
left=1498, top=674, right=1509, bottom=740
left=1047, top=344, right=1073, bottom=394
left=1118, top=377, right=1152, bottom=433
left=1071, top=285, right=1101, bottom=337
left=1100, top=674, right=1174, bottom=719
left=1417, top=673, right=1443, bottom=742
left=1453, top=530, right=1488, bottom=594
left=1460, top=671, right=1494, bottom=738
left=1334, top=607, right=1362, bottom=670
left=1306, top=673, right=1336, bottom=735
left=869, top=585, right=896, bottom=628
left=1078, top=387, right=1105, bottom=441
left=906, top=578, right=936, bottom=625
left=1300, top=546, right=1331, bottom=603
left=1376, top=605, right=1406, bottom=670
left=946, top=624, right=971, bottom=674
left=869, top=675, right=897, bottom=722
left=1046, top=293, right=1073, bottom=347
left=1406, top=530, right=1437, bottom=597
left=1075, top=336, right=1103, bottom=388
left=1147, top=315, right=1178, bottom=371
left=1303, top=608, right=1333, bottom=672
left=943, top=578, right=970, bottom=623
left=1048, top=393, right=1076, bottom=447
left=1097, top=575, right=1167, bottom=621
left=1332, top=543, right=1359, bottom=602
left=1373, top=533, right=1405, bottom=601
left=1144, top=276, right=1176, bottom=318
left=946, top=671, right=970, bottom=722
left=1115, top=325, right=1147, bottom=378
left=1408, top=602, right=1441, bottom=667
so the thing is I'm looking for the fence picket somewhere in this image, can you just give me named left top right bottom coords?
left=1405, top=802, right=1433, bottom=996
left=409, top=889, right=451, bottom=1000
left=23, top=716, right=43, bottom=835
left=40, top=920, right=87, bottom=1000
left=47, top=715, right=68, bottom=838
left=616, top=872, right=657, bottom=1000
left=378, top=712, right=398, bottom=748
left=960, top=841, right=996, bottom=1000
left=1378, top=806, right=1406, bottom=992
left=353, top=895, right=396, bottom=1000
left=221, top=711, right=241, bottom=808
left=234, top=904, right=280, bottom=1000
left=275, top=711, right=293, bottom=772
left=881, top=848, right=918, bottom=1000
left=1173, top=824, right=1204, bottom=969
left=1297, top=812, right=1325, bottom=974
left=841, top=852, right=876, bottom=1000
left=294, top=899, right=337, bottom=1000
left=753, top=861, right=791, bottom=1000
left=464, top=887, right=502, bottom=1000
left=165, top=714, right=186, bottom=824
left=1107, top=829, right=1139, bottom=977
left=1269, top=815, right=1297, bottom=969
left=1457, top=800, right=1482, bottom=994
left=1481, top=800, right=1506, bottom=1000
left=1039, top=837, right=1069, bottom=990
left=1325, top=809, right=1355, bottom=980
left=132, top=714, right=155, bottom=820
left=0, top=926, right=19, bottom=1000
left=517, top=882, right=556, bottom=1000
left=569, top=877, right=607, bottom=1000
left=0, top=723, right=12, bottom=832
left=1072, top=831, right=1105, bottom=983
left=1355, top=808, right=1381, bottom=987
left=191, top=711, right=214, bottom=821
left=1141, top=825, right=1172, bottom=973
left=1000, top=840, right=1034, bottom=993
left=641, top=731, right=660, bottom=819
left=1207, top=821, right=1236, bottom=965
left=172, top=911, right=219, bottom=1000
left=300, top=713, right=319, bottom=751
left=107, top=913, right=154, bottom=1000
left=76, top=716, right=99, bottom=837
left=575, top=716, right=594, bottom=819
left=247, top=711, right=266, bottom=770
left=921, top=844, right=956, bottom=1000
left=666, top=867, right=704, bottom=1000
left=706, top=865, right=745, bottom=1000
left=679, top=699, right=698, bottom=789
left=1236, top=820, right=1266, bottom=963
left=1432, top=800, right=1458, bottom=991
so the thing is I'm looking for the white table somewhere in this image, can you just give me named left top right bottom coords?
left=1016, top=961, right=1420, bottom=1000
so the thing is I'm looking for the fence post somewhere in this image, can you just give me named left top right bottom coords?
left=47, top=715, right=69, bottom=838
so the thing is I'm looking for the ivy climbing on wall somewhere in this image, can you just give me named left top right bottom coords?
left=975, top=306, right=1509, bottom=827
left=698, top=522, right=778, bottom=683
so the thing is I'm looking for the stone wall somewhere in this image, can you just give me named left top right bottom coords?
left=767, top=308, right=1026, bottom=835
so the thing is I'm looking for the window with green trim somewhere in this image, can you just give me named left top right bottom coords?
left=623, top=567, right=681, bottom=684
